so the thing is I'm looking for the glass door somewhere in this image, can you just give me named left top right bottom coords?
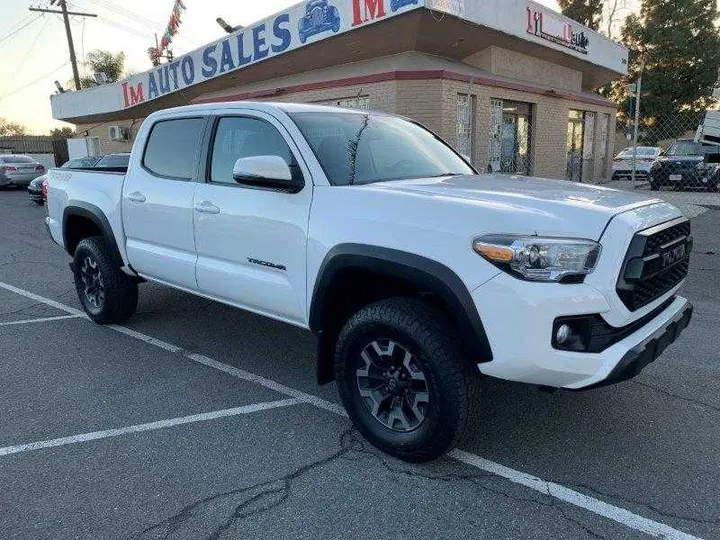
left=498, top=101, right=532, bottom=175
left=567, top=110, right=584, bottom=182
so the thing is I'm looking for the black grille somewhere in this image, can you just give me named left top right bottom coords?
left=643, top=220, right=691, bottom=256
left=617, top=218, right=692, bottom=311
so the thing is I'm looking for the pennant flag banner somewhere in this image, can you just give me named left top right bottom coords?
left=149, top=0, right=186, bottom=64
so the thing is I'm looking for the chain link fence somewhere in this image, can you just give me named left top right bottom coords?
left=607, top=111, right=720, bottom=219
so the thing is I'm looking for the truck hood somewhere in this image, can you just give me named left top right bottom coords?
left=362, top=174, right=664, bottom=239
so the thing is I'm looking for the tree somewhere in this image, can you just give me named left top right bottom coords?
left=77, top=50, right=127, bottom=89
left=619, top=0, right=720, bottom=142
left=0, top=118, right=28, bottom=136
left=50, top=127, right=75, bottom=139
left=558, top=0, right=604, bottom=30
left=604, top=0, right=632, bottom=39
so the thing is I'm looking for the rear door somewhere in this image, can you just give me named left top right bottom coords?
left=192, top=111, right=313, bottom=325
left=122, top=116, right=207, bottom=289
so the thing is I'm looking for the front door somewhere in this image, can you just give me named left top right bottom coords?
left=122, top=116, right=206, bottom=289
left=566, top=110, right=585, bottom=182
left=193, top=112, right=312, bottom=325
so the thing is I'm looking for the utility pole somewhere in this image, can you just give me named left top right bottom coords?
left=29, top=0, right=97, bottom=91
left=630, top=56, right=646, bottom=189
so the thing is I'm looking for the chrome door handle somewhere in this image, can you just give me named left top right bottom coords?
left=126, top=191, right=146, bottom=203
left=194, top=201, right=221, bottom=215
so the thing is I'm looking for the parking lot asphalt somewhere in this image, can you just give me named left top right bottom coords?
left=0, top=189, right=718, bottom=540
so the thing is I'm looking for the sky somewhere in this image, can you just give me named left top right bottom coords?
left=0, top=0, right=564, bottom=134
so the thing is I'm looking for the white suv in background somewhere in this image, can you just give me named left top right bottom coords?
left=612, top=146, right=663, bottom=180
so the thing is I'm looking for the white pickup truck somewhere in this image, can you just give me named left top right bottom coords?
left=46, top=102, right=693, bottom=462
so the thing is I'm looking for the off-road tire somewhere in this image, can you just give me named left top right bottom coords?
left=334, top=297, right=480, bottom=462
left=72, top=236, right=138, bottom=324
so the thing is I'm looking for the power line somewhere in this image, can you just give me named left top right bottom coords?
left=2, top=15, right=50, bottom=94
left=89, top=0, right=162, bottom=28
left=0, top=62, right=70, bottom=102
left=29, top=1, right=97, bottom=91
left=94, top=15, right=155, bottom=39
left=0, top=15, right=43, bottom=46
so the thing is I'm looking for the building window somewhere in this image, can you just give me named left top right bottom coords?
left=566, top=109, right=584, bottom=182
left=456, top=94, right=475, bottom=162
left=489, top=99, right=533, bottom=175
left=317, top=96, right=370, bottom=110
left=87, top=137, right=101, bottom=157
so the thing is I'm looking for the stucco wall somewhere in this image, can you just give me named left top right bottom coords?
left=464, top=46, right=583, bottom=93
left=73, top=120, right=139, bottom=155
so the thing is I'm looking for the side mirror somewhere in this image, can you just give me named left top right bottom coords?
left=232, top=155, right=303, bottom=193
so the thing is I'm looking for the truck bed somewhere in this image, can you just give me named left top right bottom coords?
left=45, top=167, right=128, bottom=261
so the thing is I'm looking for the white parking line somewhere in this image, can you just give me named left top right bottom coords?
left=450, top=450, right=702, bottom=540
left=0, top=282, right=85, bottom=316
left=0, top=314, right=84, bottom=327
left=0, top=398, right=301, bottom=457
left=0, top=281, right=705, bottom=540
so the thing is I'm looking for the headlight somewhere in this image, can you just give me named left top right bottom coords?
left=472, top=235, right=601, bottom=282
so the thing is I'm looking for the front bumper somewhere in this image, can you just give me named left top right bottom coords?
left=651, top=169, right=715, bottom=187
left=471, top=272, right=691, bottom=389
left=583, top=300, right=692, bottom=389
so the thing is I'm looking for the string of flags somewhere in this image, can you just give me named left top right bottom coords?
left=148, top=0, right=187, bottom=66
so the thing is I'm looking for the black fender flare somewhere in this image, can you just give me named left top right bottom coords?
left=62, top=201, right=123, bottom=265
left=310, top=244, right=493, bottom=384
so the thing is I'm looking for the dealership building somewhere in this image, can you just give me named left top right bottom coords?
left=51, top=0, right=629, bottom=183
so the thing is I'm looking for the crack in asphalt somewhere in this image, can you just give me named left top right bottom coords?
left=568, top=479, right=720, bottom=528
left=128, top=428, right=358, bottom=540
left=632, top=380, right=720, bottom=415
left=127, top=429, right=609, bottom=540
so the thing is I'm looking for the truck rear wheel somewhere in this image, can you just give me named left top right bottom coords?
left=72, top=237, right=138, bottom=324
left=334, top=297, right=479, bottom=462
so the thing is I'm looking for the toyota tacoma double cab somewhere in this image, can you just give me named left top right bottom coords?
left=45, top=102, right=693, bottom=462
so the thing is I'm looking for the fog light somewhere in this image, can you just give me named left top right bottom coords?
left=556, top=324, right=572, bottom=345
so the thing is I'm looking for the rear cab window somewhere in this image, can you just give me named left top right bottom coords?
left=142, top=117, right=205, bottom=179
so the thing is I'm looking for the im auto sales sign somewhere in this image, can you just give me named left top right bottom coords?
left=121, top=0, right=422, bottom=109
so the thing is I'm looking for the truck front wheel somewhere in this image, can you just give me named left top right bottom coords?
left=334, top=297, right=479, bottom=462
left=72, top=237, right=138, bottom=324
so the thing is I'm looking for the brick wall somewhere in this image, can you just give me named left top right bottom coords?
left=437, top=79, right=616, bottom=183
left=74, top=71, right=617, bottom=183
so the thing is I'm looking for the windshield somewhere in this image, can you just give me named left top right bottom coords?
left=666, top=141, right=702, bottom=156
left=619, top=147, right=657, bottom=157
left=95, top=154, right=130, bottom=168
left=289, top=112, right=475, bottom=186
left=62, top=157, right=100, bottom=168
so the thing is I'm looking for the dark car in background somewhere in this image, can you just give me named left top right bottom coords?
left=0, top=155, right=45, bottom=188
left=650, top=140, right=720, bottom=191
left=28, top=156, right=102, bottom=204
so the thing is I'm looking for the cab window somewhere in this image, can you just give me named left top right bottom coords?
left=209, top=117, right=302, bottom=185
